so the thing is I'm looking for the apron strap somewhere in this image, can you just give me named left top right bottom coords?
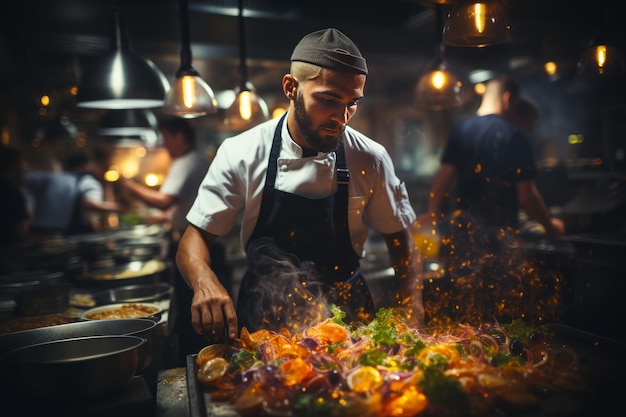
left=253, top=112, right=286, bottom=233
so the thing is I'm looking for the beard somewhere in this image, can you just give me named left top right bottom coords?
left=293, top=93, right=344, bottom=153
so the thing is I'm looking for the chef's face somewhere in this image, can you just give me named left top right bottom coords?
left=293, top=68, right=365, bottom=153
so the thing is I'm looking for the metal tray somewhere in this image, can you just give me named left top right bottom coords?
left=186, top=355, right=238, bottom=417
left=185, top=324, right=625, bottom=417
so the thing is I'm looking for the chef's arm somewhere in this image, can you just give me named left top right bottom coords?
left=425, top=163, right=456, bottom=220
left=384, top=228, right=425, bottom=328
left=119, top=176, right=177, bottom=210
left=176, top=225, right=238, bottom=339
left=517, top=179, right=564, bottom=238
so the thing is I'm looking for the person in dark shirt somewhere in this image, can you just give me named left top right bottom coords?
left=419, top=76, right=564, bottom=324
left=424, top=76, right=564, bottom=243
left=0, top=145, right=29, bottom=246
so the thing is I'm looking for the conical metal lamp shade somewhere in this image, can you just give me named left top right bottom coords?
left=99, top=109, right=158, bottom=136
left=77, top=6, right=169, bottom=109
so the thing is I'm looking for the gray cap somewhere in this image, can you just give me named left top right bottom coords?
left=290, top=28, right=368, bottom=75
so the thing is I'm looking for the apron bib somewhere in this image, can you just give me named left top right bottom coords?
left=236, top=114, right=375, bottom=331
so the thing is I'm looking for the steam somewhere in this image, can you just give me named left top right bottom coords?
left=242, top=237, right=332, bottom=333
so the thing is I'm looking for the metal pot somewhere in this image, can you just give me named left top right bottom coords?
left=0, top=271, right=70, bottom=317
left=1, top=335, right=145, bottom=400
left=106, top=236, right=168, bottom=263
left=0, top=318, right=157, bottom=372
left=75, top=259, right=167, bottom=289
left=91, top=282, right=173, bottom=305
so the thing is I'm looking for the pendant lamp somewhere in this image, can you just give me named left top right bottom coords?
left=163, top=0, right=217, bottom=118
left=99, top=109, right=157, bottom=136
left=99, top=109, right=159, bottom=146
left=416, top=45, right=469, bottom=110
left=578, top=26, right=625, bottom=76
left=76, top=4, right=169, bottom=109
left=223, top=0, right=269, bottom=130
left=443, top=1, right=511, bottom=48
left=417, top=4, right=471, bottom=110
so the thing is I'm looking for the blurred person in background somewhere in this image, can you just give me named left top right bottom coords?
left=422, top=76, right=564, bottom=245
left=24, top=147, right=124, bottom=236
left=119, top=117, right=229, bottom=366
left=0, top=145, right=30, bottom=246
left=510, top=94, right=541, bottom=134
left=418, top=75, right=565, bottom=324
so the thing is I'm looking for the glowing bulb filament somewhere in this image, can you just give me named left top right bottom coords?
left=474, top=3, right=486, bottom=34
left=182, top=75, right=196, bottom=109
left=596, top=45, right=607, bottom=68
left=239, top=91, right=252, bottom=120
left=431, top=71, right=447, bottom=90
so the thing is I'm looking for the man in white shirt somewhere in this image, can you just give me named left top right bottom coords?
left=120, top=118, right=209, bottom=239
left=176, top=28, right=424, bottom=343
left=120, top=117, right=229, bottom=365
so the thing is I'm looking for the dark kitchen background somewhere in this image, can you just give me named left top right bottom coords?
left=1, top=0, right=625, bottom=340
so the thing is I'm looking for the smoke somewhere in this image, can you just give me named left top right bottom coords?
left=242, top=237, right=332, bottom=333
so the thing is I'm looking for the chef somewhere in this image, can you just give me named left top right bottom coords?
left=176, top=28, right=424, bottom=341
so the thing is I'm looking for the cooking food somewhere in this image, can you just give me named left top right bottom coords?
left=195, top=307, right=592, bottom=417
left=70, top=292, right=96, bottom=307
left=81, top=303, right=161, bottom=320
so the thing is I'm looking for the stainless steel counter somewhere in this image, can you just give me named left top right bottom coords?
left=156, top=368, right=189, bottom=417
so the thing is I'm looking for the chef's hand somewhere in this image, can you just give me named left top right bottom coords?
left=190, top=277, right=238, bottom=341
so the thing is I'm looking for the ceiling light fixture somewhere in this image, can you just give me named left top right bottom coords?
left=578, top=30, right=625, bottom=77
left=443, top=1, right=512, bottom=48
left=99, top=109, right=158, bottom=137
left=163, top=0, right=218, bottom=118
left=417, top=4, right=471, bottom=110
left=76, top=3, right=169, bottom=109
left=223, top=0, right=269, bottom=130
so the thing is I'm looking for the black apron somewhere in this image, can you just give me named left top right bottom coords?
left=236, top=114, right=375, bottom=331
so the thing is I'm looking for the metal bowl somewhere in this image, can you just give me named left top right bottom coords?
left=80, top=302, right=163, bottom=323
left=1, top=335, right=145, bottom=400
left=0, top=318, right=157, bottom=372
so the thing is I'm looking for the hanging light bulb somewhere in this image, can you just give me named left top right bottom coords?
left=163, top=0, right=217, bottom=118
left=223, top=0, right=269, bottom=130
left=443, top=1, right=512, bottom=48
left=578, top=31, right=625, bottom=76
left=416, top=63, right=469, bottom=110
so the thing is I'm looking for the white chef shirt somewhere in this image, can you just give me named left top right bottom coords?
left=159, top=150, right=209, bottom=233
left=187, top=114, right=415, bottom=257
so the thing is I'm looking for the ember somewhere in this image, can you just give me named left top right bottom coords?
left=426, top=212, right=567, bottom=328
